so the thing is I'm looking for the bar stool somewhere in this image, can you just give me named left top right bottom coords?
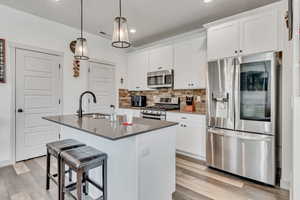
left=46, top=139, right=86, bottom=199
left=60, top=146, right=107, bottom=200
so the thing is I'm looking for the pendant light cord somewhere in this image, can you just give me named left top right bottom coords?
left=118, top=0, right=121, bottom=42
left=81, top=0, right=83, bottom=39
left=119, top=0, right=122, bottom=18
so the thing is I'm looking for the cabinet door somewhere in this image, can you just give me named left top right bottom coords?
left=127, top=52, right=148, bottom=91
left=207, top=21, right=239, bottom=61
left=148, top=45, right=173, bottom=71
left=177, top=124, right=206, bottom=159
left=240, top=11, right=278, bottom=55
left=167, top=113, right=206, bottom=160
left=174, top=37, right=207, bottom=89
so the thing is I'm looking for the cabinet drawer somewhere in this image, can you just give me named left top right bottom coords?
left=206, top=128, right=275, bottom=185
left=167, top=112, right=206, bottom=125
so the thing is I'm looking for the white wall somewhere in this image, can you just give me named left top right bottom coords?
left=292, top=0, right=300, bottom=198
left=278, top=0, right=293, bottom=190
left=0, top=4, right=127, bottom=165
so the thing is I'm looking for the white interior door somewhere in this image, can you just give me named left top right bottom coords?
left=16, top=48, right=62, bottom=161
left=88, top=61, right=115, bottom=114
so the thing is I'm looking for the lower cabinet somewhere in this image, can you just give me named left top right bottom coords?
left=167, top=113, right=206, bottom=160
left=118, top=109, right=207, bottom=161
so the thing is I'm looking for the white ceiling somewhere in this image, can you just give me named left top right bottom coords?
left=0, top=0, right=279, bottom=46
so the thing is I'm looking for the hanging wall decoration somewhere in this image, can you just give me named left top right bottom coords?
left=73, top=59, right=80, bottom=77
left=70, top=40, right=80, bottom=77
left=70, top=40, right=77, bottom=54
left=0, top=39, right=6, bottom=83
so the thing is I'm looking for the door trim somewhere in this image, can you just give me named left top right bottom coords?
left=10, top=42, right=64, bottom=164
left=87, top=59, right=116, bottom=113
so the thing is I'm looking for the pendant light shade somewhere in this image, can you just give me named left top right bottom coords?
left=74, top=0, right=89, bottom=60
left=75, top=38, right=89, bottom=60
left=112, top=0, right=131, bottom=48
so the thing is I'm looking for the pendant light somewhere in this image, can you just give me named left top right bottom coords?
left=74, top=0, right=89, bottom=60
left=112, top=0, right=131, bottom=48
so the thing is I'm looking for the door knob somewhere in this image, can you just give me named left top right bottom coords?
left=17, top=108, right=23, bottom=113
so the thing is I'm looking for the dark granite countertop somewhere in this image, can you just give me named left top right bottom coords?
left=43, top=114, right=178, bottom=141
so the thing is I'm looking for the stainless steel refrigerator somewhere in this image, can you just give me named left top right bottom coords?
left=206, top=51, right=281, bottom=185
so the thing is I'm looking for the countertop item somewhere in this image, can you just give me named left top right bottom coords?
left=43, top=114, right=178, bottom=141
left=119, top=106, right=206, bottom=115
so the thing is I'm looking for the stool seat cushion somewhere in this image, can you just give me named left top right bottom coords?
left=46, top=139, right=86, bottom=157
left=60, top=146, right=107, bottom=169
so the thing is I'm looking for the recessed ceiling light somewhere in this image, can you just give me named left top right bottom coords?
left=130, top=29, right=137, bottom=34
left=54, top=0, right=61, bottom=2
left=203, top=0, right=213, bottom=3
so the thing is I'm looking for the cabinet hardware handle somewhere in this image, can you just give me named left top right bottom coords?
left=181, top=117, right=187, bottom=119
left=240, top=50, right=243, bottom=53
left=235, top=50, right=238, bottom=54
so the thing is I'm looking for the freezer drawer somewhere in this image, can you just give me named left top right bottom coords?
left=206, top=128, right=275, bottom=185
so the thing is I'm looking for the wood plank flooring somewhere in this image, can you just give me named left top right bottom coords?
left=175, top=154, right=289, bottom=200
left=0, top=154, right=289, bottom=200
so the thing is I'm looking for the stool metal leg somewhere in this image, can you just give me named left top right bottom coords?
left=60, top=160, right=65, bottom=200
left=68, top=167, right=72, bottom=182
left=83, top=172, right=89, bottom=195
left=57, top=156, right=61, bottom=200
left=46, top=149, right=50, bottom=190
left=103, top=159, right=107, bottom=200
left=77, top=169, right=83, bottom=200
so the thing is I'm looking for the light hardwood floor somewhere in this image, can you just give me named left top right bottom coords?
left=0, top=155, right=289, bottom=200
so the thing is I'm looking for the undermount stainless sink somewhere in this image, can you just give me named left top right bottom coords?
left=82, top=113, right=111, bottom=119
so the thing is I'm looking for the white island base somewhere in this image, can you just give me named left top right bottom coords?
left=60, top=125, right=176, bottom=200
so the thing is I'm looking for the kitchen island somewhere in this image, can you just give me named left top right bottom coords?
left=43, top=114, right=178, bottom=200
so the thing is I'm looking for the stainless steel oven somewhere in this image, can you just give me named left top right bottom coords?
left=140, top=97, right=179, bottom=120
left=147, top=70, right=173, bottom=88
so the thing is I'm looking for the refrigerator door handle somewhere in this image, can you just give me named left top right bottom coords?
left=234, top=57, right=240, bottom=130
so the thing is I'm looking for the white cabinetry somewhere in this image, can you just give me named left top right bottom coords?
left=167, top=112, right=206, bottom=160
left=148, top=45, right=173, bottom=71
left=127, top=52, right=148, bottom=91
left=207, top=21, right=240, bottom=61
left=207, top=11, right=279, bottom=61
left=174, top=36, right=207, bottom=89
left=240, top=11, right=278, bottom=56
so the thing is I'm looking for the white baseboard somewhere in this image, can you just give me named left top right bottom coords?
left=280, top=179, right=290, bottom=190
left=176, top=150, right=206, bottom=161
left=0, top=160, right=12, bottom=168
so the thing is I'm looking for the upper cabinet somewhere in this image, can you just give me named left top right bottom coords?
left=148, top=45, right=173, bottom=71
left=240, top=11, right=278, bottom=56
left=207, top=11, right=279, bottom=61
left=174, top=36, right=207, bottom=89
left=127, top=51, right=149, bottom=91
left=207, top=21, right=240, bottom=61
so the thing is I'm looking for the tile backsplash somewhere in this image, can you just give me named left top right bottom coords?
left=119, top=88, right=206, bottom=114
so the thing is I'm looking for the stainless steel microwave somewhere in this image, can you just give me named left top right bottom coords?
left=147, top=69, right=173, bottom=88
